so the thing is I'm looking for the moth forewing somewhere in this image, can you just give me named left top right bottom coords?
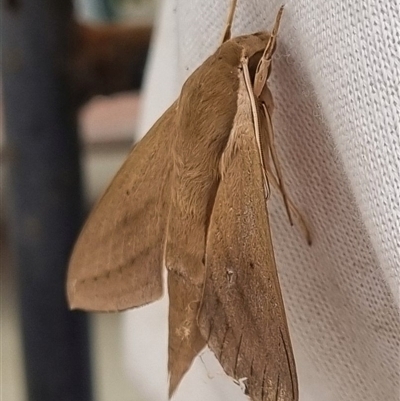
left=67, top=104, right=176, bottom=312
left=197, top=57, right=298, bottom=401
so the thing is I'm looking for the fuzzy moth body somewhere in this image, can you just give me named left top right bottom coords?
left=67, top=4, right=299, bottom=401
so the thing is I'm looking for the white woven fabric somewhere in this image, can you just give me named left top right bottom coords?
left=123, top=1, right=400, bottom=400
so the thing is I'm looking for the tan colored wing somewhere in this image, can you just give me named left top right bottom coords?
left=197, top=96, right=298, bottom=401
left=67, top=103, right=176, bottom=311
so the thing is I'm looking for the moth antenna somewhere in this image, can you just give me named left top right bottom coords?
left=221, top=0, right=238, bottom=43
left=253, top=6, right=284, bottom=97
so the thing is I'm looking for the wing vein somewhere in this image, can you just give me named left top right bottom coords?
left=220, top=325, right=230, bottom=360
left=261, top=364, right=267, bottom=401
left=280, top=327, right=295, bottom=399
left=234, top=333, right=244, bottom=377
left=275, top=373, right=280, bottom=401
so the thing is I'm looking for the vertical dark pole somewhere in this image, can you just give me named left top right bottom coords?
left=2, top=1, right=92, bottom=400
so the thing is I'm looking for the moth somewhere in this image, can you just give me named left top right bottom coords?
left=68, top=2, right=309, bottom=400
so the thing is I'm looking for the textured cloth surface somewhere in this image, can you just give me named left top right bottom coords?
left=123, top=1, right=400, bottom=400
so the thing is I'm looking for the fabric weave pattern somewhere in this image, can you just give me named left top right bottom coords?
left=124, top=1, right=400, bottom=400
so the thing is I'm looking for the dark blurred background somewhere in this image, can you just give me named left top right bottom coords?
left=1, top=1, right=158, bottom=400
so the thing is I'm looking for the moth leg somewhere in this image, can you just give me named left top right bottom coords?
left=220, top=0, right=238, bottom=43
left=258, top=90, right=311, bottom=243
left=259, top=94, right=311, bottom=243
left=253, top=6, right=284, bottom=97
left=242, top=30, right=311, bottom=244
left=261, top=102, right=293, bottom=226
left=241, top=56, right=270, bottom=199
left=265, top=167, right=312, bottom=245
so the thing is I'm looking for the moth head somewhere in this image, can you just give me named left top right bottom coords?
left=223, top=32, right=275, bottom=116
left=229, top=32, right=275, bottom=83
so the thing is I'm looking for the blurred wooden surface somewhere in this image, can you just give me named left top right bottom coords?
left=70, top=23, right=151, bottom=105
